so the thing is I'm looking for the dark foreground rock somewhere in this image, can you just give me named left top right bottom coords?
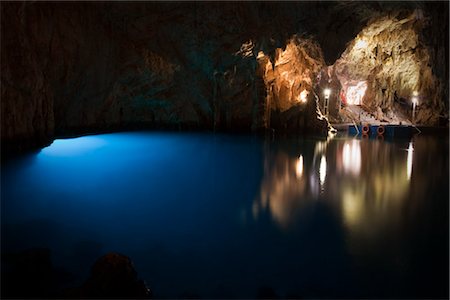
left=2, top=250, right=151, bottom=299
left=76, top=252, right=151, bottom=299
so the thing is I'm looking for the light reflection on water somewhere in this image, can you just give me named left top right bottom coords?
left=1, top=132, right=448, bottom=298
left=253, top=137, right=420, bottom=231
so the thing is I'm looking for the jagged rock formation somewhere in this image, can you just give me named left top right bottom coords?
left=333, top=9, right=447, bottom=125
left=1, top=2, right=448, bottom=153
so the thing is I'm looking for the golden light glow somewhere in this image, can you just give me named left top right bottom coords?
left=354, top=38, right=368, bottom=50
left=319, top=155, right=327, bottom=185
left=296, top=155, right=304, bottom=178
left=412, top=91, right=419, bottom=97
left=342, top=140, right=361, bottom=175
left=298, top=90, right=308, bottom=103
left=407, top=142, right=414, bottom=180
left=342, top=188, right=363, bottom=227
left=346, top=81, right=367, bottom=105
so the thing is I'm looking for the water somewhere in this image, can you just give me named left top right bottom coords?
left=2, top=132, right=448, bottom=298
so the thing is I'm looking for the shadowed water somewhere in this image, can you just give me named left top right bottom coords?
left=1, top=132, right=448, bottom=298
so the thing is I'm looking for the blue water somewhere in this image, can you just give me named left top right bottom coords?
left=2, top=132, right=448, bottom=298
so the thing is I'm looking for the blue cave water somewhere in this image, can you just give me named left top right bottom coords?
left=1, top=132, right=448, bottom=298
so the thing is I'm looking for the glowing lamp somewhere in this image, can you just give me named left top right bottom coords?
left=355, top=39, right=367, bottom=50
left=298, top=90, right=308, bottom=103
left=324, top=88, right=331, bottom=99
left=411, top=94, right=419, bottom=123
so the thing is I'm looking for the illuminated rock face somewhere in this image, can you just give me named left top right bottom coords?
left=0, top=2, right=447, bottom=152
left=333, top=10, right=445, bottom=124
left=261, top=38, right=324, bottom=113
left=256, top=38, right=328, bottom=133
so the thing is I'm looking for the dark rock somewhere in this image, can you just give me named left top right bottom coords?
left=1, top=248, right=57, bottom=298
left=1, top=2, right=447, bottom=153
left=80, top=252, right=151, bottom=299
left=256, top=286, right=278, bottom=299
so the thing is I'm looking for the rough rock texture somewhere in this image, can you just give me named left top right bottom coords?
left=332, top=7, right=448, bottom=125
left=1, top=3, right=55, bottom=153
left=1, top=2, right=448, bottom=153
left=79, top=252, right=151, bottom=298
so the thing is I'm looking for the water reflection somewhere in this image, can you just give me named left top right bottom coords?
left=295, top=155, right=303, bottom=179
left=342, top=140, right=361, bottom=175
left=406, top=142, right=413, bottom=180
left=319, top=155, right=326, bottom=186
left=253, top=136, right=442, bottom=234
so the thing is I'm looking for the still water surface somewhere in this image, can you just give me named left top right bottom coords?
left=2, top=132, right=448, bottom=298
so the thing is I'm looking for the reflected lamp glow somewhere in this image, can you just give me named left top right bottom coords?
left=296, top=155, right=304, bottom=178
left=342, top=188, right=363, bottom=227
left=324, top=88, right=331, bottom=99
left=342, top=140, right=361, bottom=175
left=319, top=155, right=327, bottom=185
left=407, top=142, right=414, bottom=180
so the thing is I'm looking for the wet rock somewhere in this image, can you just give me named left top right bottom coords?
left=1, top=2, right=447, bottom=153
left=1, top=248, right=57, bottom=298
left=79, top=252, right=151, bottom=299
left=256, top=286, right=278, bottom=299
left=333, top=8, right=448, bottom=124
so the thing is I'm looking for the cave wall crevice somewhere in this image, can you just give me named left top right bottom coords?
left=1, top=2, right=448, bottom=154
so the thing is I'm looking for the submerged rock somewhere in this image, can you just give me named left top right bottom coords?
left=79, top=252, right=151, bottom=298
left=1, top=248, right=58, bottom=298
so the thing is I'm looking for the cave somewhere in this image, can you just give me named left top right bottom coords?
left=1, top=1, right=449, bottom=299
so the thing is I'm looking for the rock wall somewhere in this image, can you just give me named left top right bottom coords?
left=332, top=6, right=448, bottom=125
left=1, top=3, right=55, bottom=153
left=1, top=2, right=448, bottom=153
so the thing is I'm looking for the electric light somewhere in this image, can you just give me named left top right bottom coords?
left=298, top=89, right=308, bottom=103
left=412, top=96, right=418, bottom=105
left=345, top=81, right=367, bottom=105
left=324, top=88, right=331, bottom=98
left=354, top=39, right=368, bottom=50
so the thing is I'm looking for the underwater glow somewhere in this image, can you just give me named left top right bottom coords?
left=40, top=136, right=107, bottom=157
left=3, top=133, right=448, bottom=298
